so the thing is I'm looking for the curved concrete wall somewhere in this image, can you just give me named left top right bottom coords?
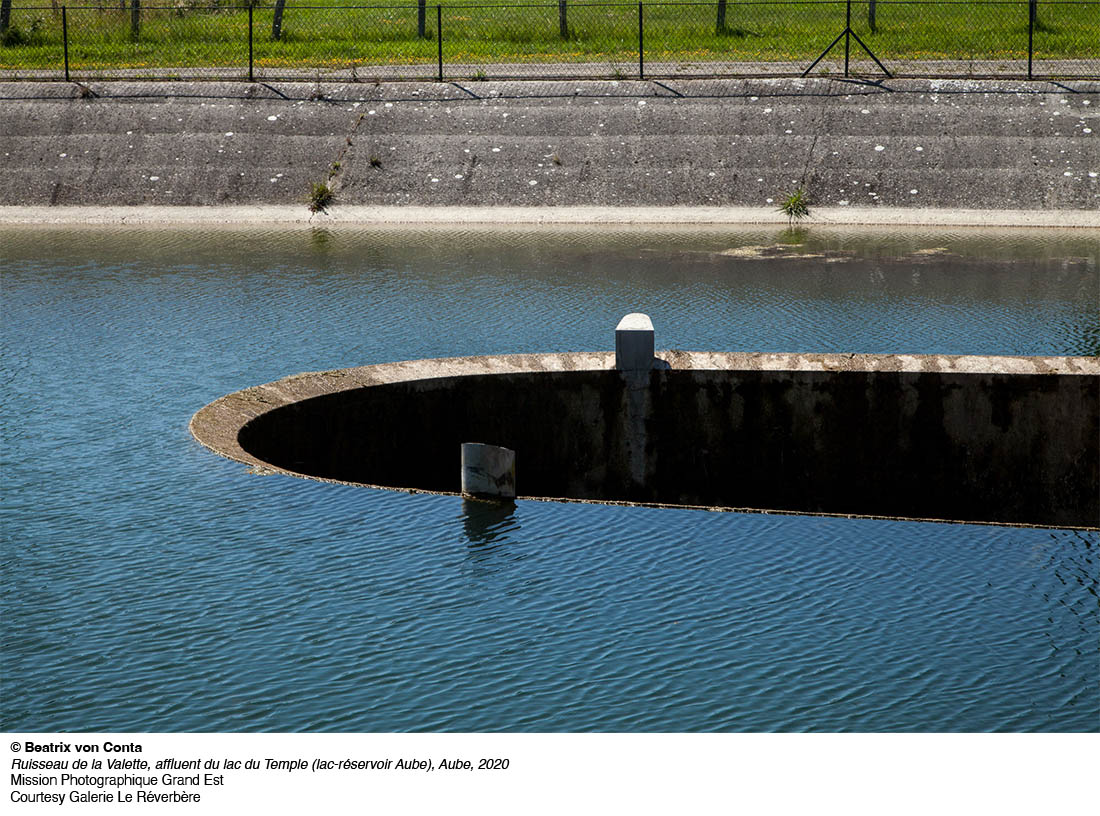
left=192, top=351, right=1100, bottom=528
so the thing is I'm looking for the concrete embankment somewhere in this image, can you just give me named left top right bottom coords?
left=1, top=77, right=1098, bottom=219
left=191, top=351, right=1100, bottom=528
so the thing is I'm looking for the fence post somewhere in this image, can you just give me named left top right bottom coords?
left=130, top=0, right=139, bottom=41
left=843, top=0, right=851, bottom=76
left=248, top=3, right=254, bottom=82
left=716, top=0, right=726, bottom=34
left=272, top=0, right=285, bottom=40
left=638, top=2, right=644, bottom=79
left=62, top=5, right=69, bottom=82
left=559, top=0, right=568, bottom=38
left=1027, top=0, right=1035, bottom=79
left=436, top=4, right=442, bottom=81
left=868, top=0, right=876, bottom=32
left=418, top=0, right=426, bottom=38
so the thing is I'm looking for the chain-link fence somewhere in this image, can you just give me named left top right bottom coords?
left=1, top=1, right=1096, bottom=81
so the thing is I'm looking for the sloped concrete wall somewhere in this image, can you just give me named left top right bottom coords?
left=2, top=78, right=1097, bottom=211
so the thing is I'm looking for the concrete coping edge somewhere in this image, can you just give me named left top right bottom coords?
left=190, top=349, right=1099, bottom=484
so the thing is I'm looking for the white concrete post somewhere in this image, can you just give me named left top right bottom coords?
left=461, top=442, right=516, bottom=501
left=616, top=313, right=655, bottom=371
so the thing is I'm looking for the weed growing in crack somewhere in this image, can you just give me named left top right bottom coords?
left=778, top=187, right=811, bottom=225
left=308, top=182, right=334, bottom=214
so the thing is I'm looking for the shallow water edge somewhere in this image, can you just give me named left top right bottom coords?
left=3, top=205, right=1100, bottom=228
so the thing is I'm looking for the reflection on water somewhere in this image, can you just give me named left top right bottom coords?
left=308, top=227, right=337, bottom=253
left=777, top=226, right=810, bottom=246
left=462, top=499, right=518, bottom=548
left=1, top=225, right=1097, bottom=732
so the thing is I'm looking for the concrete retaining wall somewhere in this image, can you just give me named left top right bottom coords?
left=2, top=77, right=1098, bottom=212
left=192, top=351, right=1100, bottom=527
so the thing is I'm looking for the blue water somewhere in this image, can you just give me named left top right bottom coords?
left=2, top=225, right=1097, bottom=732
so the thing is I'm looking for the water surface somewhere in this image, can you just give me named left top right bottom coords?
left=2, top=225, right=1097, bottom=731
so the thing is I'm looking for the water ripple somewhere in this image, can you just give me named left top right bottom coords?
left=2, top=227, right=1097, bottom=732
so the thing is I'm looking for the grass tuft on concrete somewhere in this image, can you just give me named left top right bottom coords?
left=778, top=187, right=811, bottom=225
left=307, top=181, right=334, bottom=214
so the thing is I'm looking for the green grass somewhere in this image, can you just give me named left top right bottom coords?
left=1, top=1, right=1096, bottom=74
left=778, top=186, right=810, bottom=224
left=307, top=180, right=334, bottom=213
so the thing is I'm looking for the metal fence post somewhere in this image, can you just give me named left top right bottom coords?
left=62, top=5, right=70, bottom=82
left=272, top=0, right=285, bottom=39
left=436, top=4, right=442, bottom=81
left=1027, top=0, right=1035, bottom=79
left=248, top=3, right=254, bottom=82
left=843, top=0, right=851, bottom=76
left=638, top=2, right=644, bottom=79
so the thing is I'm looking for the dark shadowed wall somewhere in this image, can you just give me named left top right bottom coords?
left=237, top=367, right=1098, bottom=527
